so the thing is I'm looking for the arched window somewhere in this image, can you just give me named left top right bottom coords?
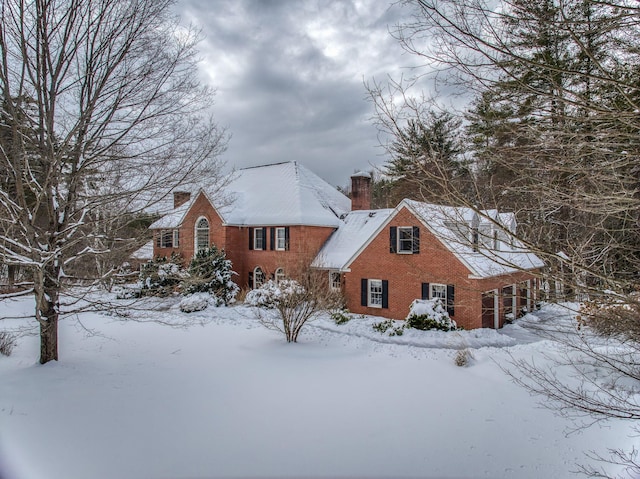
left=254, top=267, right=265, bottom=288
left=274, top=267, right=285, bottom=285
left=195, top=217, right=209, bottom=252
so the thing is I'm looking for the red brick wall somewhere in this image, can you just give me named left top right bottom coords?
left=227, top=225, right=336, bottom=288
left=344, top=206, right=539, bottom=329
left=153, top=192, right=226, bottom=265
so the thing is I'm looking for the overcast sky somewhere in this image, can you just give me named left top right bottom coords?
left=175, top=0, right=420, bottom=187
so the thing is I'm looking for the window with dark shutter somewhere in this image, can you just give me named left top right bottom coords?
left=361, top=279, right=368, bottom=306
left=284, top=227, right=290, bottom=251
left=446, top=284, right=455, bottom=316
left=389, top=227, right=397, bottom=253
left=421, top=282, right=430, bottom=300
left=382, top=280, right=389, bottom=309
left=412, top=226, right=420, bottom=253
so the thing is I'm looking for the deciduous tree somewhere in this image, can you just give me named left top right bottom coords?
left=0, top=0, right=227, bottom=363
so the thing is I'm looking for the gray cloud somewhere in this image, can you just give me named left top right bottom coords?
left=175, top=0, right=413, bottom=186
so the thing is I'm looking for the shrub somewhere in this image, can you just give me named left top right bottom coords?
left=139, top=254, right=186, bottom=296
left=179, top=293, right=210, bottom=313
left=454, top=348, right=473, bottom=367
left=245, top=279, right=304, bottom=309
left=182, top=246, right=238, bottom=306
left=372, top=319, right=405, bottom=336
left=0, top=331, right=16, bottom=357
left=405, top=299, right=460, bottom=332
left=248, top=272, right=343, bottom=343
left=330, top=309, right=352, bottom=325
left=578, top=294, right=640, bottom=341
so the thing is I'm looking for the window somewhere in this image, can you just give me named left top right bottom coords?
left=421, top=282, right=455, bottom=316
left=195, top=217, right=209, bottom=252
left=368, top=279, right=383, bottom=308
left=361, top=278, right=388, bottom=309
left=274, top=267, right=285, bottom=284
left=250, top=227, right=265, bottom=250
left=329, top=271, right=341, bottom=291
left=157, top=229, right=179, bottom=248
left=398, top=227, right=414, bottom=253
left=275, top=227, right=286, bottom=251
left=390, top=226, right=419, bottom=254
left=431, top=284, right=447, bottom=302
left=478, top=224, right=493, bottom=249
left=254, top=267, right=265, bottom=288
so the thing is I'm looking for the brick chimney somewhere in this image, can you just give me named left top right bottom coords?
left=350, top=171, right=372, bottom=211
left=173, top=191, right=191, bottom=209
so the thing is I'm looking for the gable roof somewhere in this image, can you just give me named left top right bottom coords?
left=150, top=162, right=350, bottom=229
left=313, top=198, right=544, bottom=279
left=403, top=200, right=544, bottom=278
left=311, top=208, right=394, bottom=270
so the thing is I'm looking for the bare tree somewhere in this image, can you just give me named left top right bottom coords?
left=368, top=0, right=640, bottom=475
left=247, top=269, right=343, bottom=343
left=0, top=0, right=227, bottom=364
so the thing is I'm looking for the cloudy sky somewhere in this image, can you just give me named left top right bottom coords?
left=175, top=0, right=422, bottom=187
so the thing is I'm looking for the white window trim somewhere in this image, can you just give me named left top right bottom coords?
left=430, top=283, right=447, bottom=303
left=329, top=271, right=341, bottom=291
left=397, top=226, right=414, bottom=254
left=195, top=217, right=210, bottom=252
left=160, top=229, right=174, bottom=248
left=275, top=227, right=286, bottom=251
left=254, top=266, right=265, bottom=289
left=253, top=227, right=265, bottom=250
left=368, top=279, right=383, bottom=308
left=274, top=267, right=285, bottom=284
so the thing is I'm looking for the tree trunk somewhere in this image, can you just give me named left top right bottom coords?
left=39, top=311, right=58, bottom=364
left=36, top=265, right=60, bottom=364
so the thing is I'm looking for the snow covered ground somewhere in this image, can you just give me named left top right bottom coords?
left=0, top=293, right=635, bottom=479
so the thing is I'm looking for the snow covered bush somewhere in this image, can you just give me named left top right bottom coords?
left=182, top=246, right=238, bottom=306
left=372, top=319, right=405, bottom=336
left=179, top=293, right=210, bottom=313
left=139, top=254, right=186, bottom=296
left=454, top=348, right=473, bottom=367
left=405, top=299, right=460, bottom=332
left=330, top=308, right=352, bottom=325
left=245, top=280, right=304, bottom=309
left=0, top=331, right=16, bottom=357
left=248, top=273, right=343, bottom=342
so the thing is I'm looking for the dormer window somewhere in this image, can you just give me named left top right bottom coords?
left=390, top=226, right=420, bottom=254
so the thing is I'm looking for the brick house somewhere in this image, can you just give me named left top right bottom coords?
left=149, top=161, right=543, bottom=329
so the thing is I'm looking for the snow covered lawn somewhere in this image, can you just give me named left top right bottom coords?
left=0, top=294, right=635, bottom=479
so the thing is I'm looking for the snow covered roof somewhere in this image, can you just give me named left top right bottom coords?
left=130, top=241, right=154, bottom=260
left=148, top=199, right=193, bottom=229
left=218, top=162, right=350, bottom=227
left=312, top=209, right=394, bottom=270
left=402, top=199, right=544, bottom=278
left=150, top=162, right=350, bottom=229
left=312, top=198, right=544, bottom=278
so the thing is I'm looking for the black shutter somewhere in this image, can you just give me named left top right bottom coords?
left=412, top=226, right=420, bottom=254
left=446, top=284, right=455, bottom=316
left=249, top=228, right=254, bottom=250
left=155, top=232, right=160, bottom=248
left=361, top=279, right=368, bottom=306
left=270, top=227, right=275, bottom=250
left=248, top=271, right=254, bottom=289
left=285, top=227, right=290, bottom=251
left=382, top=280, right=389, bottom=309
left=389, top=227, right=397, bottom=253
left=421, top=282, right=430, bottom=300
